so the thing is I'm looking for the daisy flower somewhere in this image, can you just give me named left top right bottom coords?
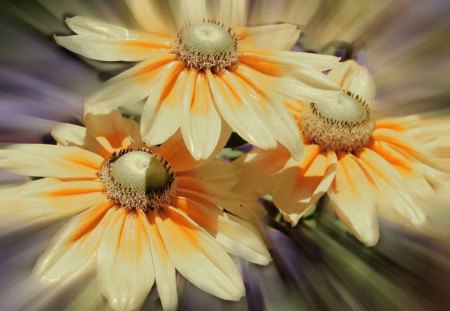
left=0, top=109, right=270, bottom=310
left=55, top=0, right=341, bottom=160
left=236, top=60, right=449, bottom=246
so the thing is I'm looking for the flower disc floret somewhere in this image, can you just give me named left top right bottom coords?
left=99, top=148, right=175, bottom=210
left=301, top=90, right=375, bottom=152
left=174, top=20, right=238, bottom=71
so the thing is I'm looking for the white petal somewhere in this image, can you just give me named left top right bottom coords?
left=170, top=0, right=209, bottom=28
left=65, top=16, right=143, bottom=38
left=218, top=0, right=248, bottom=26
left=51, top=123, right=86, bottom=146
left=97, top=209, right=155, bottom=311
left=328, top=60, right=376, bottom=102
left=238, top=24, right=300, bottom=50
left=181, top=71, right=222, bottom=160
left=156, top=206, right=245, bottom=301
left=125, top=0, right=175, bottom=34
left=328, top=154, right=379, bottom=246
left=56, top=17, right=171, bottom=62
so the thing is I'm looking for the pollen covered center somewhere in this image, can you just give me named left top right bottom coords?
left=300, top=91, right=375, bottom=152
left=174, top=21, right=238, bottom=71
left=99, top=148, right=175, bottom=210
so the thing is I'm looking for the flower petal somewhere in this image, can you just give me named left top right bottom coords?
left=218, top=0, right=248, bottom=26
left=156, top=125, right=231, bottom=173
left=372, top=127, right=439, bottom=169
left=86, top=54, right=177, bottom=109
left=97, top=208, right=155, bottom=311
left=237, top=24, right=300, bottom=50
left=187, top=158, right=239, bottom=189
left=181, top=71, right=222, bottom=160
left=233, top=145, right=291, bottom=198
left=0, top=177, right=104, bottom=218
left=155, top=206, right=245, bottom=301
left=207, top=70, right=275, bottom=150
left=327, top=153, right=379, bottom=246
left=140, top=67, right=189, bottom=147
left=273, top=147, right=337, bottom=225
left=139, top=61, right=186, bottom=145
left=358, top=148, right=426, bottom=226
left=56, top=16, right=172, bottom=61
left=174, top=196, right=271, bottom=265
left=125, top=0, right=175, bottom=34
left=233, top=65, right=303, bottom=158
left=51, top=123, right=86, bottom=146
left=176, top=176, right=265, bottom=219
left=0, top=144, right=103, bottom=179
left=84, top=109, right=143, bottom=153
left=33, top=199, right=114, bottom=285
left=327, top=60, right=376, bottom=102
left=171, top=0, right=209, bottom=27
left=145, top=213, right=178, bottom=310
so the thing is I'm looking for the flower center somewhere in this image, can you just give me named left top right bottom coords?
left=99, top=148, right=175, bottom=210
left=300, top=91, right=375, bottom=152
left=174, top=20, right=238, bottom=72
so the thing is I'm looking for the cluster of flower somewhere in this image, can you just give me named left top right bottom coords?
left=0, top=1, right=448, bottom=310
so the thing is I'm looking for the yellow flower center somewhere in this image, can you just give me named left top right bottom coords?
left=99, top=148, right=175, bottom=210
left=174, top=20, right=238, bottom=72
left=300, top=91, right=375, bottom=152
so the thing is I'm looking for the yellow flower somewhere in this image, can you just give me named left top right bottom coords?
left=236, top=60, right=450, bottom=246
left=0, top=110, right=270, bottom=310
left=55, top=0, right=341, bottom=160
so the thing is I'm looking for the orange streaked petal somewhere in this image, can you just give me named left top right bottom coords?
left=33, top=201, right=114, bottom=285
left=372, top=128, right=437, bottom=168
left=173, top=196, right=271, bottom=265
left=140, top=68, right=191, bottom=147
left=328, top=153, right=379, bottom=246
left=176, top=175, right=265, bottom=219
left=97, top=208, right=155, bottom=311
left=146, top=213, right=178, bottom=310
left=0, top=179, right=105, bottom=233
left=273, top=149, right=337, bottom=224
left=233, top=145, right=291, bottom=198
left=181, top=71, right=222, bottom=160
left=155, top=205, right=245, bottom=301
left=0, top=144, right=103, bottom=179
left=87, top=54, right=177, bottom=109
left=358, top=148, right=426, bottom=226
left=84, top=109, right=142, bottom=154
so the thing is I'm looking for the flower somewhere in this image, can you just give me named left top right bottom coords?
left=0, top=109, right=270, bottom=310
left=236, top=60, right=450, bottom=246
left=55, top=0, right=341, bottom=160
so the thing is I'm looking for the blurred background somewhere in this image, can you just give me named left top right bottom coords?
left=0, top=0, right=449, bottom=310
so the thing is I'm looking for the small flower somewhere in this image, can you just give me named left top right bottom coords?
left=236, top=60, right=449, bottom=246
left=55, top=0, right=341, bottom=160
left=0, top=110, right=270, bottom=310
